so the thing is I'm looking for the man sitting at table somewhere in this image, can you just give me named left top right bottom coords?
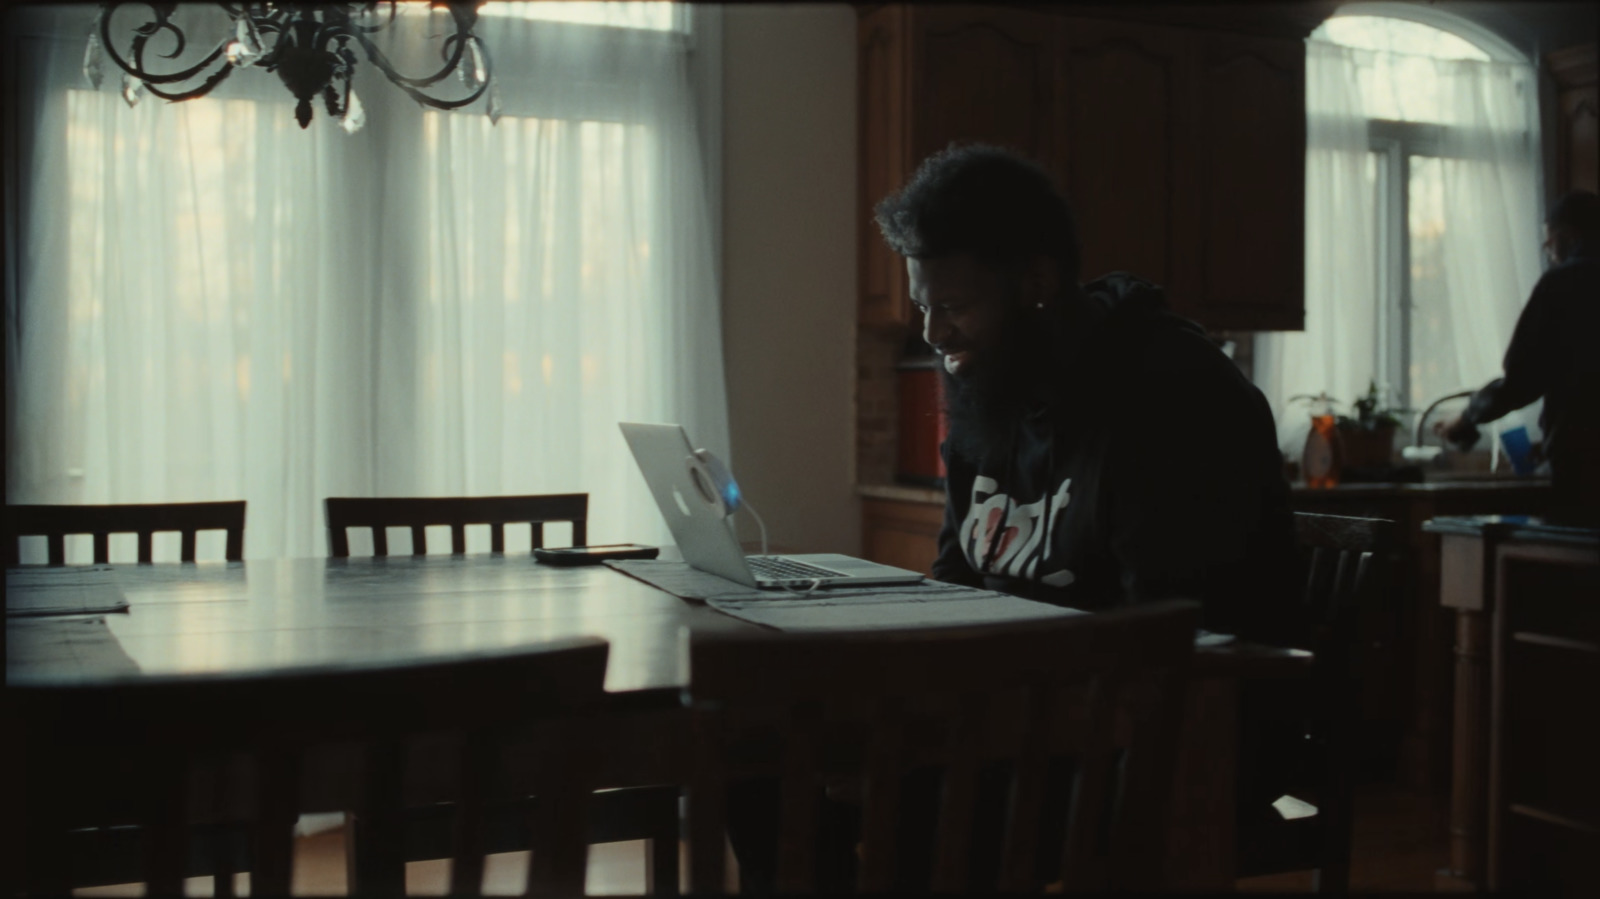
left=728, top=145, right=1302, bottom=890
left=879, top=143, right=1297, bottom=639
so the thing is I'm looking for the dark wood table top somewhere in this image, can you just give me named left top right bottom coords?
left=8, top=555, right=1309, bottom=693
left=6, top=555, right=754, bottom=693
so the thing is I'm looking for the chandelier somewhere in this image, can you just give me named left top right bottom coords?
left=83, top=2, right=500, bottom=132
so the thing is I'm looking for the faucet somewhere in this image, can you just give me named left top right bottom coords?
left=1413, top=389, right=1477, bottom=448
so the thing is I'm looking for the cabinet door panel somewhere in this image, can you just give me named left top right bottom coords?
left=910, top=6, right=1055, bottom=165
left=1194, top=32, right=1305, bottom=330
left=861, top=498, right=943, bottom=576
left=1558, top=84, right=1597, bottom=194
left=1056, top=19, right=1190, bottom=303
left=859, top=6, right=910, bottom=327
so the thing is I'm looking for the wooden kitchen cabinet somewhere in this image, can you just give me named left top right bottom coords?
left=857, top=4, right=1056, bottom=328
left=1055, top=17, right=1196, bottom=313
left=1189, top=29, right=1306, bottom=330
left=857, top=4, right=1309, bottom=332
left=858, top=5, right=910, bottom=328
left=1545, top=42, right=1597, bottom=196
left=861, top=496, right=944, bottom=576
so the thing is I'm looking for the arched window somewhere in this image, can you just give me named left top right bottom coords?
left=1256, top=5, right=1544, bottom=457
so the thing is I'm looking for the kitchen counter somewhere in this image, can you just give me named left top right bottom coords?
left=857, top=482, right=945, bottom=505
left=1292, top=478, right=1551, bottom=497
left=1421, top=513, right=1597, bottom=546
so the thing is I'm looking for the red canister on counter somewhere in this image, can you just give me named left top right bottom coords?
left=896, top=356, right=948, bottom=486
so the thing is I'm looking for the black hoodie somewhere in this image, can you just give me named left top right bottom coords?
left=932, top=273, right=1297, bottom=641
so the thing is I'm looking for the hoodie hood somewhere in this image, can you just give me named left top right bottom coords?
left=1079, top=271, right=1207, bottom=337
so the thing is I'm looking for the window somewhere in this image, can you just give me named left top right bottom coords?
left=7, top=2, right=726, bottom=561
left=482, top=1, right=682, bottom=31
left=1255, top=10, right=1543, bottom=451
left=1321, top=15, right=1532, bottom=413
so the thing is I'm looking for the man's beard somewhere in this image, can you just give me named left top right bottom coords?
left=941, top=306, right=1055, bottom=465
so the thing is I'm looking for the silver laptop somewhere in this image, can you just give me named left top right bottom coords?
left=619, top=422, right=925, bottom=589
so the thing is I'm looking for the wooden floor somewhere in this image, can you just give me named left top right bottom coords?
left=1238, top=784, right=1449, bottom=892
left=74, top=784, right=1443, bottom=895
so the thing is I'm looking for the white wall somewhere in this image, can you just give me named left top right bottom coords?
left=721, top=5, right=860, bottom=553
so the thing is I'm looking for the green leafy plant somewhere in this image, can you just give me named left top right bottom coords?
left=1337, top=380, right=1406, bottom=432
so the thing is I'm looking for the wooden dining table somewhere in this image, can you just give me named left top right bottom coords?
left=7, top=552, right=1309, bottom=891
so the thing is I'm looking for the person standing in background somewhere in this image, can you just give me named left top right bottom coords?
left=1439, top=190, right=1600, bottom=522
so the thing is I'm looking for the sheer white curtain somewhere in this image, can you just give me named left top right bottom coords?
left=5, top=3, right=726, bottom=560
left=1254, top=25, right=1543, bottom=455
left=1431, top=58, right=1544, bottom=415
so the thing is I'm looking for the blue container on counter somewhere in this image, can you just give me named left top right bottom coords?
left=1499, top=425, right=1537, bottom=475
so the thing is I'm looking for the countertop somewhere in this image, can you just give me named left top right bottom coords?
left=1421, top=514, right=1599, bottom=547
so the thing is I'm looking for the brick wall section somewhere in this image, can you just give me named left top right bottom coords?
left=857, top=326, right=902, bottom=487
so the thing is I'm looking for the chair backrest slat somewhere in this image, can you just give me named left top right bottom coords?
left=1059, top=675, right=1120, bottom=892
left=323, top=495, right=589, bottom=558
left=448, top=736, right=491, bottom=896
left=688, top=713, right=730, bottom=893
left=930, top=694, right=987, bottom=891
left=774, top=705, right=822, bottom=892
left=6, top=502, right=247, bottom=565
left=855, top=699, right=907, bottom=892
left=252, top=749, right=298, bottom=897
left=687, top=600, right=1201, bottom=894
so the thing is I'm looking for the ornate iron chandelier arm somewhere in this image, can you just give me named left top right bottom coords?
left=379, top=72, right=490, bottom=111
left=349, top=27, right=473, bottom=91
left=99, top=2, right=230, bottom=86
left=143, top=64, right=236, bottom=102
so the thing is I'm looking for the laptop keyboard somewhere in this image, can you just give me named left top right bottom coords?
left=746, top=556, right=842, bottom=581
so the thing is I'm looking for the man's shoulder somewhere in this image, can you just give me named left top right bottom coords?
left=1100, top=314, right=1241, bottom=389
left=1537, top=254, right=1600, bottom=294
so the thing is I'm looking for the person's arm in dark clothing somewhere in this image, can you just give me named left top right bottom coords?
left=1463, top=276, right=1557, bottom=426
left=932, top=441, right=982, bottom=587
left=1104, top=356, right=1296, bottom=642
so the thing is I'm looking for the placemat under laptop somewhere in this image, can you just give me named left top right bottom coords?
left=605, top=559, right=1085, bottom=632
left=6, top=565, right=131, bottom=618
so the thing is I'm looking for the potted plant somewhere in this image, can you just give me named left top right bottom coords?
left=1337, top=380, right=1405, bottom=469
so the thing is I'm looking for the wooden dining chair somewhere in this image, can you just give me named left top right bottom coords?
left=324, top=494, right=588, bottom=557
left=324, top=492, right=678, bottom=892
left=1236, top=511, right=1397, bottom=892
left=13, top=639, right=610, bottom=898
left=4, top=501, right=246, bottom=565
left=683, top=599, right=1202, bottom=893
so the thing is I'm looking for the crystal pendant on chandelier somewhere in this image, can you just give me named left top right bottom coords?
left=235, top=16, right=265, bottom=63
left=458, top=38, right=488, bottom=92
left=341, top=89, right=366, bottom=134
left=121, top=73, right=144, bottom=107
left=83, top=32, right=105, bottom=89
left=486, top=83, right=503, bottom=126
